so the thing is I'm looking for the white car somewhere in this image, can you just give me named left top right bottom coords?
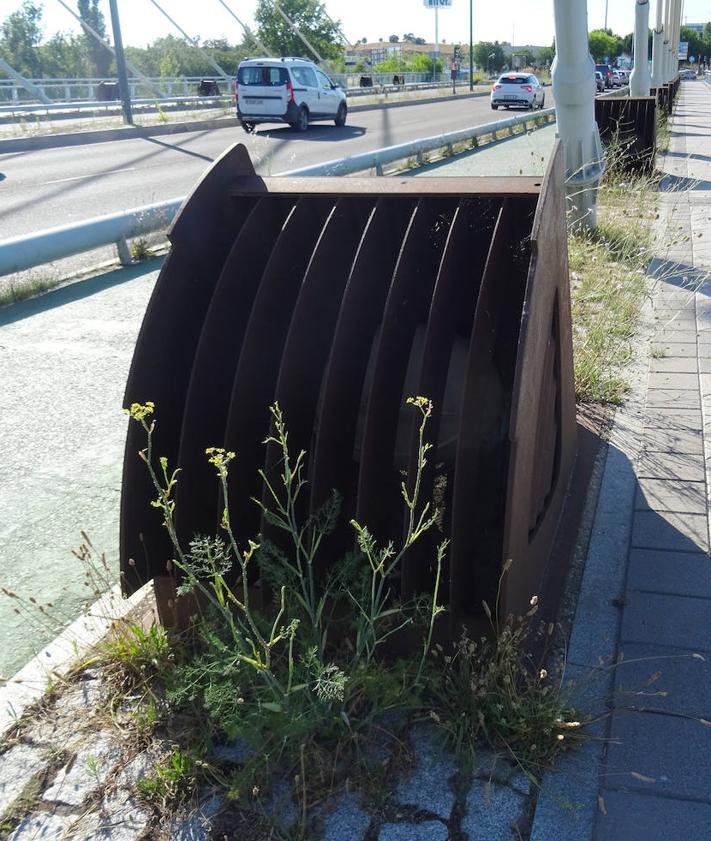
left=491, top=73, right=546, bottom=111
left=235, top=57, right=347, bottom=133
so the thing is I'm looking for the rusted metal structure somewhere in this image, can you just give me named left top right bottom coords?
left=120, top=142, right=576, bottom=637
left=651, top=78, right=679, bottom=116
left=595, top=95, right=657, bottom=174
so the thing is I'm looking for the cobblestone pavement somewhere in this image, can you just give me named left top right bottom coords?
left=532, top=79, right=711, bottom=840
left=0, top=672, right=538, bottom=840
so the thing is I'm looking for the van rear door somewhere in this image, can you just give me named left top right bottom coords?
left=237, top=65, right=288, bottom=117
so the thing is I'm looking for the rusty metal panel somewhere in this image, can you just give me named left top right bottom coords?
left=595, top=96, right=657, bottom=174
left=121, top=141, right=577, bottom=635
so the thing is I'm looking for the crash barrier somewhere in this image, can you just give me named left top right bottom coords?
left=96, top=81, right=119, bottom=102
left=0, top=107, right=556, bottom=279
left=120, top=141, right=577, bottom=635
left=197, top=79, right=220, bottom=96
left=595, top=95, right=657, bottom=174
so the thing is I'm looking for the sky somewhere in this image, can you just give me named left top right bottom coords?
left=9, top=0, right=711, bottom=49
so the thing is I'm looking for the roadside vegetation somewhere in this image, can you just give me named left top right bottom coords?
left=18, top=398, right=581, bottom=835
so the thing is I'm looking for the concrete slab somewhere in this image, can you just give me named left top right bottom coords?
left=640, top=427, right=704, bottom=454
left=630, top=509, right=708, bottom=553
left=604, top=709, right=711, bottom=800
left=634, top=478, right=707, bottom=513
left=636, top=451, right=705, bottom=482
left=621, top=590, right=711, bottom=651
left=643, top=408, right=703, bottom=431
left=626, top=547, right=711, bottom=598
left=595, top=789, right=711, bottom=841
left=648, top=372, right=699, bottom=390
left=645, top=388, right=700, bottom=408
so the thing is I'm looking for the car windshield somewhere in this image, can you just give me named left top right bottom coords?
left=237, top=66, right=289, bottom=86
left=499, top=76, right=528, bottom=84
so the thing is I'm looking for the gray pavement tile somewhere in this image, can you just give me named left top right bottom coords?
left=626, top=547, right=711, bottom=598
left=636, top=451, right=705, bottom=481
left=698, top=343, right=711, bottom=357
left=696, top=329, right=711, bottom=343
left=634, top=478, right=707, bottom=513
left=595, top=789, right=711, bottom=841
left=530, top=740, right=604, bottom=841
left=652, top=330, right=699, bottom=344
left=604, top=709, right=711, bottom=800
left=698, top=357, right=711, bottom=373
left=396, top=725, right=456, bottom=819
left=648, top=372, right=699, bottom=390
left=643, top=408, right=703, bottom=431
left=649, top=357, right=698, bottom=373
left=648, top=342, right=697, bottom=358
left=621, top=590, right=711, bottom=652
left=320, top=793, right=371, bottom=841
left=379, top=821, right=448, bottom=841
left=640, top=427, right=704, bottom=454
left=462, top=782, right=527, bottom=840
left=631, top=510, right=708, bottom=553
left=613, top=641, right=711, bottom=718
left=645, top=388, right=700, bottom=408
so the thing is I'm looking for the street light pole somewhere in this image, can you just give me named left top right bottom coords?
left=604, top=0, right=609, bottom=29
left=469, top=0, right=473, bottom=91
left=108, top=0, right=132, bottom=125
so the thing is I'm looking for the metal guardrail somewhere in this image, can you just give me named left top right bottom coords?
left=0, top=107, right=555, bottom=279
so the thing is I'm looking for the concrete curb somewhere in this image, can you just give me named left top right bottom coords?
left=0, top=91, right=489, bottom=154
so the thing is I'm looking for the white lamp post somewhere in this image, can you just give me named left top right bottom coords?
left=551, top=0, right=604, bottom=228
left=651, top=0, right=665, bottom=86
left=630, top=0, right=652, bottom=95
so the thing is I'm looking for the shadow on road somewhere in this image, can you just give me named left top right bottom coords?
left=257, top=124, right=367, bottom=142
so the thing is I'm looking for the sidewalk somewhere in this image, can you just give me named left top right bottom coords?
left=534, top=79, right=711, bottom=840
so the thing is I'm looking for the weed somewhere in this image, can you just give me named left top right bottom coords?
left=136, top=749, right=197, bottom=807
left=650, top=346, right=667, bottom=358
left=0, top=277, right=63, bottom=308
left=130, top=238, right=151, bottom=261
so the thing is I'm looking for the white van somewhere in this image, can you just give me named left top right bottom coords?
left=235, top=57, right=348, bottom=133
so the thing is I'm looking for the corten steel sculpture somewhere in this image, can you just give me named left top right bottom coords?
left=595, top=95, right=658, bottom=175
left=120, top=142, right=576, bottom=639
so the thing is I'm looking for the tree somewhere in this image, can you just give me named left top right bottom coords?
left=388, top=34, right=399, bottom=42
left=77, top=0, right=111, bottom=77
left=473, top=40, right=506, bottom=74
left=680, top=26, right=704, bottom=61
left=588, top=29, right=621, bottom=62
left=0, top=1, right=43, bottom=77
left=255, top=0, right=344, bottom=61
left=538, top=42, right=555, bottom=66
left=38, top=31, right=86, bottom=77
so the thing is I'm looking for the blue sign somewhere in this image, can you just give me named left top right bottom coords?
left=690, top=55, right=696, bottom=63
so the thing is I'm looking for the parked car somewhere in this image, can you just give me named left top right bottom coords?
left=235, top=57, right=347, bottom=133
left=680, top=68, right=696, bottom=79
left=595, top=71, right=605, bottom=92
left=490, top=73, right=546, bottom=110
left=595, top=64, right=613, bottom=88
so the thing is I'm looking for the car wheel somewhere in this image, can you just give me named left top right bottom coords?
left=540, top=95, right=545, bottom=109
left=334, top=102, right=347, bottom=127
left=491, top=104, right=499, bottom=110
left=529, top=100, right=535, bottom=111
left=241, top=121, right=255, bottom=133
left=294, top=106, right=309, bottom=132
left=504, top=104, right=510, bottom=109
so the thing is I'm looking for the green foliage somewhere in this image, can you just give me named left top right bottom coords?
left=473, top=40, right=506, bottom=74
left=538, top=43, right=555, bottom=67
left=0, top=1, right=43, bottom=77
left=137, top=750, right=198, bottom=806
left=77, top=0, right=111, bottom=77
left=373, top=53, right=442, bottom=74
left=588, top=28, right=622, bottom=63
left=254, top=0, right=344, bottom=62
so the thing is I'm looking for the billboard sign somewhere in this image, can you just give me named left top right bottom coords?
left=678, top=41, right=689, bottom=60
left=423, top=0, right=452, bottom=6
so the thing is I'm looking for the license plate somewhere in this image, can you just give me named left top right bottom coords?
left=504, top=95, right=516, bottom=100
left=246, top=99, right=263, bottom=105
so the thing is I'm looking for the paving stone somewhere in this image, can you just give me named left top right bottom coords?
left=621, top=590, right=711, bottom=652
left=643, top=408, right=703, bottom=431
left=0, top=742, right=48, bottom=818
left=653, top=331, right=699, bottom=345
left=43, top=734, right=126, bottom=807
left=641, top=427, right=704, bottom=454
left=648, top=372, right=699, bottom=390
left=613, top=641, right=711, bottom=718
left=630, top=510, right=708, bottom=553
left=72, top=791, right=152, bottom=840
left=396, top=725, right=456, bottom=820
left=645, top=388, right=700, bottom=408
left=379, top=820, right=448, bottom=841
left=636, top=451, right=705, bottom=481
left=634, top=478, right=707, bottom=513
left=626, top=548, right=711, bottom=598
left=649, top=357, right=698, bottom=373
left=697, top=343, right=711, bottom=357
left=319, top=793, right=370, bottom=841
left=648, top=342, right=698, bottom=358
left=167, top=793, right=224, bottom=841
left=595, top=789, right=711, bottom=841
left=264, top=776, right=298, bottom=831
left=62, top=678, right=105, bottom=712
left=463, top=781, right=527, bottom=840
left=605, top=709, right=711, bottom=800
left=471, top=750, right=531, bottom=795
left=7, top=810, right=73, bottom=840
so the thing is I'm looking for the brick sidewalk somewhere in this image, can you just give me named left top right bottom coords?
left=534, top=79, right=711, bottom=840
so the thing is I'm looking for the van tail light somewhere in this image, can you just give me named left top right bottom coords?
left=524, top=85, right=533, bottom=92
left=286, top=80, right=295, bottom=102
left=234, top=80, right=239, bottom=102
left=493, top=84, right=501, bottom=91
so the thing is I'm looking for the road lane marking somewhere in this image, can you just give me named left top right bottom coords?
left=45, top=167, right=136, bottom=185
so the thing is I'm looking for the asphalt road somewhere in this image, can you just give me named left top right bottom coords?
left=0, top=93, right=553, bottom=239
